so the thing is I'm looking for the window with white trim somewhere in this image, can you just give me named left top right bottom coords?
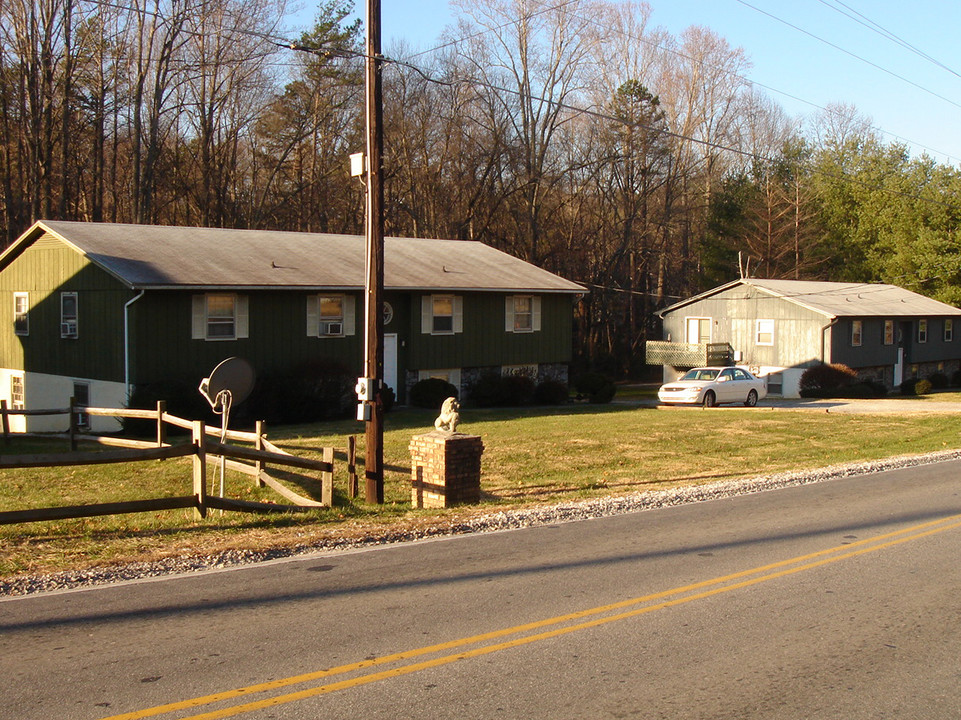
left=10, top=374, right=24, bottom=410
left=306, top=294, right=356, bottom=337
left=505, top=295, right=541, bottom=333
left=13, top=293, right=28, bottom=336
left=73, top=381, right=90, bottom=430
left=945, top=319, right=953, bottom=342
left=918, top=319, right=928, bottom=344
left=883, top=319, right=894, bottom=345
left=755, top=319, right=774, bottom=346
left=61, top=292, right=78, bottom=338
left=192, top=294, right=249, bottom=341
left=418, top=368, right=461, bottom=392
left=422, top=295, right=463, bottom=335
left=851, top=320, right=863, bottom=347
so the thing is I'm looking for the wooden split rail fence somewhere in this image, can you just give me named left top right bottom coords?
left=0, top=401, right=360, bottom=526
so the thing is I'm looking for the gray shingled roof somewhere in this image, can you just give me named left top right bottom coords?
left=661, top=278, right=961, bottom=318
left=9, top=220, right=584, bottom=293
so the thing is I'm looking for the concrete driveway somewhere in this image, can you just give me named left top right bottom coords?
left=757, top=396, right=961, bottom=413
left=634, top=394, right=961, bottom=414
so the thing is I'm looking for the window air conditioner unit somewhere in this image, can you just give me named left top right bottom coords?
left=321, top=321, right=343, bottom=336
left=61, top=321, right=78, bottom=338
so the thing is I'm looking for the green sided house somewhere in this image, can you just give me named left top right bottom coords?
left=0, top=220, right=584, bottom=432
left=649, top=278, right=961, bottom=397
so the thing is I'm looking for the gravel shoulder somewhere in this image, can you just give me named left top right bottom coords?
left=4, top=448, right=960, bottom=598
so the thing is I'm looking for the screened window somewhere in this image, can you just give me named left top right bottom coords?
left=945, top=319, right=953, bottom=342
left=192, top=294, right=249, bottom=341
left=13, top=293, right=28, bottom=336
left=306, top=294, right=355, bottom=337
left=513, top=296, right=533, bottom=332
left=505, top=295, right=541, bottom=333
left=851, top=320, right=863, bottom=347
left=685, top=317, right=711, bottom=344
left=918, top=319, right=928, bottom=344
left=10, top=374, right=23, bottom=410
left=61, top=292, right=78, bottom=338
left=421, top=295, right=462, bottom=335
left=433, top=295, right=454, bottom=334
left=206, top=294, right=236, bottom=338
left=883, top=320, right=894, bottom=345
left=319, top=296, right=344, bottom=336
left=73, top=381, right=90, bottom=430
left=755, top=319, right=774, bottom=346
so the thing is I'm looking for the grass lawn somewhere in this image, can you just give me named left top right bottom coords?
left=2, top=403, right=960, bottom=578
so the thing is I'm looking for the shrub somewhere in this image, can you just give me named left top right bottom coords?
left=247, top=358, right=355, bottom=424
left=927, top=372, right=949, bottom=389
left=379, top=384, right=396, bottom=412
left=572, top=371, right=616, bottom=404
left=533, top=379, right=570, bottom=405
left=468, top=372, right=536, bottom=407
left=839, top=381, right=888, bottom=398
left=125, top=378, right=216, bottom=435
left=914, top=379, right=933, bottom=396
left=900, top=378, right=918, bottom=396
left=952, top=369, right=961, bottom=388
left=409, top=378, right=458, bottom=410
left=798, top=363, right=858, bottom=397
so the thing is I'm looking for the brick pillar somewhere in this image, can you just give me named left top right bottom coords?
left=409, top=431, right=484, bottom=508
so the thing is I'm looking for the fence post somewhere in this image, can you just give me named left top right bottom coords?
left=156, top=401, right=167, bottom=447
left=255, top=420, right=265, bottom=487
left=69, top=397, right=77, bottom=451
left=192, top=420, right=207, bottom=519
left=1, top=400, right=9, bottom=445
left=322, top=446, right=334, bottom=506
left=347, top=435, right=358, bottom=499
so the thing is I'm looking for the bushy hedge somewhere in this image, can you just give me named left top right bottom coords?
left=409, top=378, right=459, bottom=410
left=900, top=378, right=936, bottom=396
left=799, top=363, right=858, bottom=396
left=127, top=358, right=360, bottom=431
left=928, top=372, right=949, bottom=390
left=533, top=379, right=570, bottom=405
left=468, top=372, right=536, bottom=408
left=572, top=371, right=616, bottom=404
left=125, top=378, right=216, bottom=434
left=244, top=358, right=356, bottom=424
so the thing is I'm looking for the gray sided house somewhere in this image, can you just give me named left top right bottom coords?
left=651, top=278, right=961, bottom=397
left=0, top=221, right=584, bottom=432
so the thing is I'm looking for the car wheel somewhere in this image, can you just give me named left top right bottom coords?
left=745, top=389, right=758, bottom=407
left=702, top=390, right=717, bottom=407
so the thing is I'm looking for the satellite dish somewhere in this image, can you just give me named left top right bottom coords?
left=199, top=357, right=255, bottom=411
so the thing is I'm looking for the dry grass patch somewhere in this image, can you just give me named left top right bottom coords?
left=2, top=404, right=961, bottom=578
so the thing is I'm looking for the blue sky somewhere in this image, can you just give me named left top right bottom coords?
left=288, top=0, right=961, bottom=166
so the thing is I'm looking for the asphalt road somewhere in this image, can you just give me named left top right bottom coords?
left=3, top=460, right=961, bottom=719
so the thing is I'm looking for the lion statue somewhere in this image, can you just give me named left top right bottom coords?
left=434, top=396, right=461, bottom=433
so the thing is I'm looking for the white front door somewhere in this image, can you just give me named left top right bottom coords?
left=894, top=348, right=904, bottom=387
left=384, top=333, right=398, bottom=395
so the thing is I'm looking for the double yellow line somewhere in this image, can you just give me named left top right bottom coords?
left=104, top=512, right=961, bottom=720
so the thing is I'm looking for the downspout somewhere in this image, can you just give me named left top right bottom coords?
left=124, top=290, right=145, bottom=400
left=820, top=317, right=839, bottom=363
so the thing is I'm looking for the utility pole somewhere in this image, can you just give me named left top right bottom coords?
left=362, top=0, right=385, bottom=503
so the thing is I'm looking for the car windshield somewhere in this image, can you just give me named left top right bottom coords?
left=680, top=369, right=718, bottom=381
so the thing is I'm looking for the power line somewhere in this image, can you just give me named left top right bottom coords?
left=379, top=52, right=961, bottom=215
left=815, top=0, right=961, bottom=82
left=734, top=0, right=961, bottom=113
left=411, top=0, right=961, bottom=165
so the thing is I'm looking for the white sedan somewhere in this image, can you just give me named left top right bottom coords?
left=658, top=366, right=767, bottom=407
